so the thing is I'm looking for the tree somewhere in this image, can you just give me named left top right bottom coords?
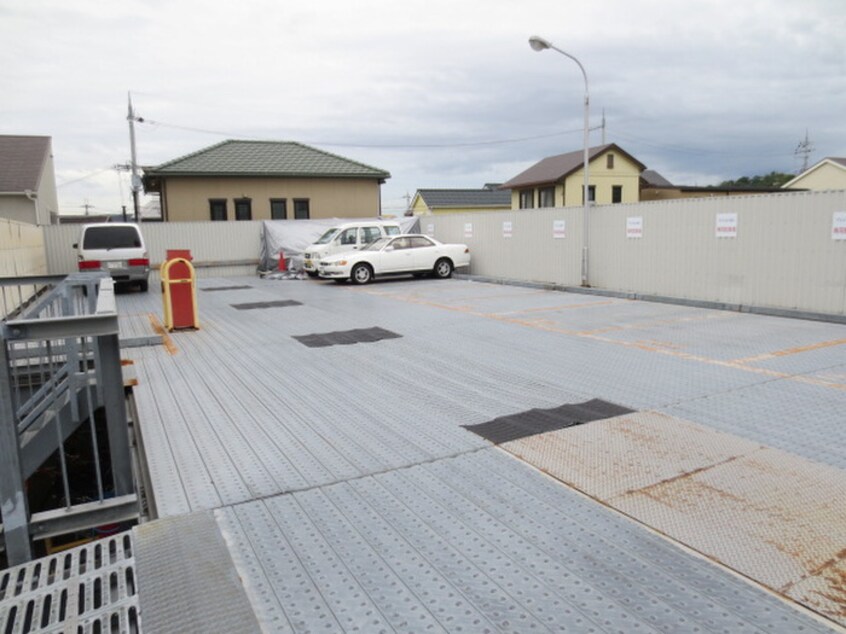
left=718, top=171, right=794, bottom=188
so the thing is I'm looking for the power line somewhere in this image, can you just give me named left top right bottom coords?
left=57, top=167, right=114, bottom=187
left=612, top=130, right=794, bottom=159
left=139, top=118, right=588, bottom=149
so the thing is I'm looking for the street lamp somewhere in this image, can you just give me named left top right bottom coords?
left=529, top=35, right=591, bottom=287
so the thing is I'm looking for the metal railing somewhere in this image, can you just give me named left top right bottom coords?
left=1, top=273, right=137, bottom=566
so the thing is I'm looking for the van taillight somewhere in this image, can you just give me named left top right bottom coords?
left=128, top=258, right=149, bottom=266
left=78, top=260, right=101, bottom=270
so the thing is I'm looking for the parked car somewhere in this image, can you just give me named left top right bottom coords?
left=74, top=223, right=150, bottom=292
left=318, top=234, right=470, bottom=284
left=303, top=221, right=402, bottom=276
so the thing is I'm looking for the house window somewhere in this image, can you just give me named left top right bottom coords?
left=294, top=199, right=310, bottom=219
left=607, top=154, right=615, bottom=169
left=612, top=186, right=623, bottom=204
left=235, top=198, right=252, bottom=221
left=538, top=187, right=555, bottom=208
left=582, top=185, right=596, bottom=204
left=519, top=190, right=534, bottom=209
left=270, top=199, right=287, bottom=220
left=209, top=199, right=227, bottom=221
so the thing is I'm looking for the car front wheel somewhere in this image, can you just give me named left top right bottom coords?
left=351, top=263, right=373, bottom=284
left=433, top=258, right=453, bottom=279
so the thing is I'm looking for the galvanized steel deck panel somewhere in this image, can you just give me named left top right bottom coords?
left=217, top=450, right=834, bottom=633
left=115, top=275, right=846, bottom=631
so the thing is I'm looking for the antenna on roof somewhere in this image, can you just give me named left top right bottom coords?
left=794, top=129, right=814, bottom=173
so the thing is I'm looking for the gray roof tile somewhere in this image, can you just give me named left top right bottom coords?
left=0, top=135, right=51, bottom=192
left=147, top=140, right=390, bottom=180
left=417, top=188, right=511, bottom=208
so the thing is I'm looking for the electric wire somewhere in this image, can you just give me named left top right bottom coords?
left=139, top=118, right=588, bottom=149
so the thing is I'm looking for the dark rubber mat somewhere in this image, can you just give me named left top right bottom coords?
left=230, top=299, right=302, bottom=310
left=201, top=285, right=253, bottom=292
left=293, top=326, right=402, bottom=348
left=464, top=398, right=635, bottom=444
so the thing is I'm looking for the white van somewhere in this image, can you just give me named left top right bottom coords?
left=74, top=223, right=150, bottom=292
left=303, top=221, right=402, bottom=276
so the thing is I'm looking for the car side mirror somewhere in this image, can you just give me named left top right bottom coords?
left=385, top=246, right=394, bottom=252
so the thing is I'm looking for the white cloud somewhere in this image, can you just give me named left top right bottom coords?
left=2, top=0, right=844, bottom=214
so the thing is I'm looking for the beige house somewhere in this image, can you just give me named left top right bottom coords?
left=0, top=135, right=59, bottom=225
left=782, top=157, right=846, bottom=191
left=500, top=144, right=645, bottom=209
left=408, top=186, right=511, bottom=215
left=143, top=140, right=390, bottom=222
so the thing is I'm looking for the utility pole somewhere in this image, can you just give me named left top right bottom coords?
left=794, top=129, right=814, bottom=173
left=127, top=93, right=142, bottom=223
left=601, top=109, right=606, bottom=145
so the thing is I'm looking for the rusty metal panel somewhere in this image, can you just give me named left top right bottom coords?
left=504, top=410, right=846, bottom=626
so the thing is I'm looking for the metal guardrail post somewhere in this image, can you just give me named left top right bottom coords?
left=0, top=333, right=33, bottom=565
left=96, top=332, right=133, bottom=496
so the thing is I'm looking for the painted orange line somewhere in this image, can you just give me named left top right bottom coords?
left=732, top=338, right=846, bottom=364
left=580, top=311, right=733, bottom=336
left=148, top=313, right=178, bottom=355
left=363, top=289, right=846, bottom=392
left=500, top=300, right=616, bottom=315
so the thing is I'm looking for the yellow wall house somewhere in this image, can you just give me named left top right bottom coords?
left=500, top=143, right=645, bottom=209
left=409, top=187, right=511, bottom=215
left=782, top=157, right=846, bottom=191
left=143, top=140, right=391, bottom=222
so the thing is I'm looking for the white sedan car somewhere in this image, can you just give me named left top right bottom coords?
left=318, top=234, right=471, bottom=284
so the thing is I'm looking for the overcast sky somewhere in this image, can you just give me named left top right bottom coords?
left=2, top=0, right=844, bottom=217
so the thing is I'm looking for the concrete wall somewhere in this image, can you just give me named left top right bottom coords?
left=161, top=176, right=382, bottom=222
left=426, top=190, right=846, bottom=317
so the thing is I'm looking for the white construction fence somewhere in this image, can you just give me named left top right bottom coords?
left=424, top=190, right=846, bottom=318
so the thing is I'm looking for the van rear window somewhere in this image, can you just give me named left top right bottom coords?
left=83, top=227, right=142, bottom=249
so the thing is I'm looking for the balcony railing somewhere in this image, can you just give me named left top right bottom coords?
left=1, top=273, right=137, bottom=566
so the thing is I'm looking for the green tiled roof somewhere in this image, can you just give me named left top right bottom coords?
left=147, top=140, right=390, bottom=180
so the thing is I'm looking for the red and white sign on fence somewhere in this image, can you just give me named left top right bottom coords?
left=626, top=216, right=643, bottom=239
left=553, top=220, right=566, bottom=239
left=832, top=212, right=846, bottom=240
left=715, top=213, right=738, bottom=238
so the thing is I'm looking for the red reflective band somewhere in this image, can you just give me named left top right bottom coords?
left=128, top=258, right=149, bottom=266
left=78, top=260, right=101, bottom=270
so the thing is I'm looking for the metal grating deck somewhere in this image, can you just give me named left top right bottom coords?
left=0, top=532, right=139, bottom=634
left=217, top=449, right=835, bottom=633
left=13, top=274, right=840, bottom=632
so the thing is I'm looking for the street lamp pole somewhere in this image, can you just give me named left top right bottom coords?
left=529, top=35, right=591, bottom=287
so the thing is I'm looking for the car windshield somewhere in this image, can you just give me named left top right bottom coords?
left=363, top=237, right=391, bottom=251
left=315, top=228, right=339, bottom=245
left=82, top=226, right=141, bottom=250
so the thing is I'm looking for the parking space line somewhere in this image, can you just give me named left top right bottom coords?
left=731, top=338, right=846, bottom=365
left=361, top=287, right=846, bottom=392
left=148, top=313, right=179, bottom=355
